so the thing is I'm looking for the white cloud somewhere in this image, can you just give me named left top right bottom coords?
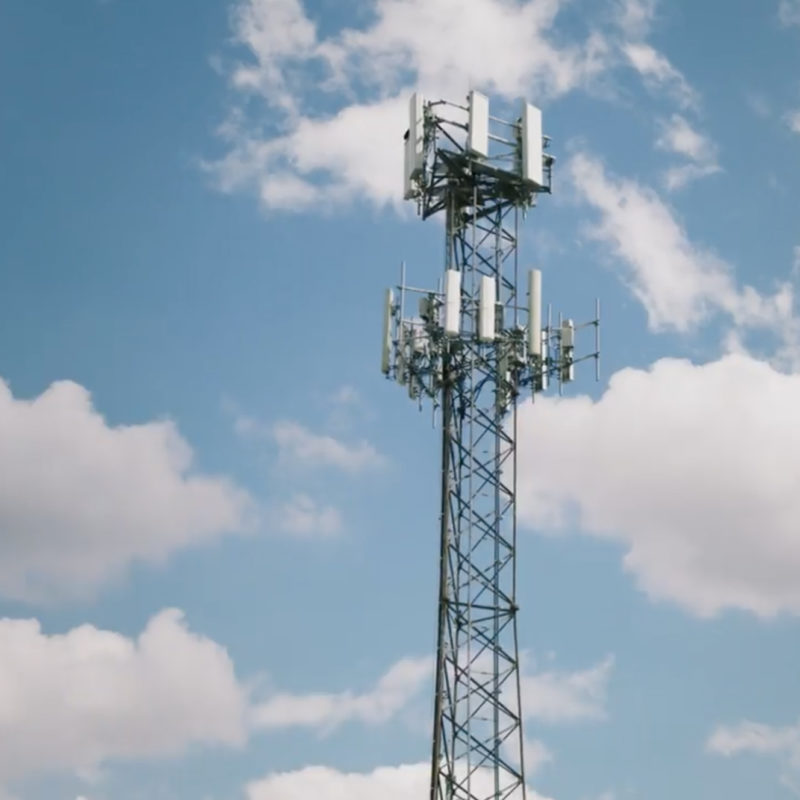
left=786, top=109, right=800, bottom=134
left=522, top=737, right=554, bottom=774
left=518, top=353, right=800, bottom=617
left=0, top=610, right=248, bottom=786
left=661, top=161, right=721, bottom=191
left=327, top=385, right=367, bottom=431
left=230, top=0, right=317, bottom=114
left=615, top=2, right=702, bottom=117
left=277, top=493, right=342, bottom=537
left=214, top=0, right=713, bottom=214
left=708, top=719, right=800, bottom=761
left=245, top=762, right=554, bottom=800
left=657, top=115, right=712, bottom=162
left=213, top=0, right=612, bottom=211
left=0, top=379, right=251, bottom=604
left=251, top=656, right=432, bottom=732
left=568, top=152, right=795, bottom=336
left=655, top=114, right=720, bottom=189
left=214, top=0, right=712, bottom=213
left=235, top=413, right=384, bottom=472
left=230, top=0, right=610, bottom=104
left=708, top=718, right=800, bottom=790
left=615, top=0, right=657, bottom=38
left=779, top=0, right=800, bottom=27
left=319, top=0, right=609, bottom=100
left=521, top=656, right=614, bottom=723
left=272, top=420, right=384, bottom=471
left=251, top=651, right=611, bottom=737
left=213, top=92, right=413, bottom=210
left=331, top=385, right=360, bottom=406
left=623, top=42, right=697, bottom=109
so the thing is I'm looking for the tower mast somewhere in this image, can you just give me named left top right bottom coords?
left=382, top=91, right=598, bottom=800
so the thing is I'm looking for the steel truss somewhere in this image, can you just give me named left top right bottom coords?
left=383, top=95, right=597, bottom=800
left=431, top=194, right=528, bottom=800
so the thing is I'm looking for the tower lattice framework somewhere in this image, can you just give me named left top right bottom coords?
left=432, top=196, right=528, bottom=800
left=382, top=93, right=597, bottom=800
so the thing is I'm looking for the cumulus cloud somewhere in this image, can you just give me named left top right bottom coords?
left=656, top=115, right=714, bottom=161
left=228, top=0, right=610, bottom=105
left=0, top=610, right=248, bottom=786
left=245, top=762, right=554, bottom=800
left=518, top=353, right=800, bottom=617
left=622, top=42, right=697, bottom=109
left=708, top=718, right=800, bottom=790
left=522, top=737, right=554, bottom=774
left=251, top=651, right=611, bottom=736
left=229, top=0, right=318, bottom=114
left=655, top=113, right=720, bottom=189
left=708, top=719, right=800, bottom=760
left=318, top=0, right=609, bottom=100
left=615, top=0, right=657, bottom=38
left=272, top=420, right=384, bottom=471
left=786, top=109, right=800, bottom=134
left=212, top=0, right=617, bottom=211
left=212, top=0, right=711, bottom=213
left=251, top=656, right=431, bottom=733
left=233, top=406, right=381, bottom=537
left=0, top=612, right=598, bottom=792
left=213, top=93, right=411, bottom=210
left=212, top=0, right=711, bottom=214
left=235, top=413, right=384, bottom=472
left=0, top=379, right=251, bottom=604
left=277, top=493, right=342, bottom=538
left=521, top=656, right=614, bottom=723
left=779, top=0, right=800, bottom=27
left=568, top=152, right=795, bottom=338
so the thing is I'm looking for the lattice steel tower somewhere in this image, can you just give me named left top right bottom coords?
left=381, top=92, right=598, bottom=800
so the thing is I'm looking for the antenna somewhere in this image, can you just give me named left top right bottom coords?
left=443, top=269, right=461, bottom=336
left=381, top=289, right=393, bottom=375
left=381, top=91, right=600, bottom=800
left=404, top=94, right=425, bottom=200
left=527, top=269, right=542, bottom=357
left=478, top=275, right=496, bottom=342
left=467, top=90, right=490, bottom=157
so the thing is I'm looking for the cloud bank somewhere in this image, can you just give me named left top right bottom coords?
left=0, top=610, right=248, bottom=786
left=0, top=379, right=251, bottom=603
left=518, top=353, right=800, bottom=617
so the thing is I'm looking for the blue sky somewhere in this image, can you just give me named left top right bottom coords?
left=1, top=0, right=800, bottom=798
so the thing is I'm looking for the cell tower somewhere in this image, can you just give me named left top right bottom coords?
left=381, top=91, right=599, bottom=800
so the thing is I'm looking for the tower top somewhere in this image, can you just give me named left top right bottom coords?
left=403, top=91, right=554, bottom=219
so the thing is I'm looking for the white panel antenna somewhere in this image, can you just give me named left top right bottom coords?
left=521, top=102, right=543, bottom=186
left=381, top=289, right=393, bottom=374
left=404, top=93, right=425, bottom=200
left=527, top=269, right=541, bottom=357
left=540, top=329, right=549, bottom=391
left=396, top=319, right=406, bottom=385
left=468, top=91, right=490, bottom=157
left=561, top=318, right=575, bottom=349
left=561, top=319, right=575, bottom=382
left=478, top=275, right=496, bottom=342
left=444, top=270, right=461, bottom=336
